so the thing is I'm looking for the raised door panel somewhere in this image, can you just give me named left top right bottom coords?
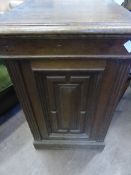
left=34, top=72, right=103, bottom=139
left=46, top=75, right=89, bottom=134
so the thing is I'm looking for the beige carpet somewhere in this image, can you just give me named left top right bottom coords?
left=0, top=87, right=131, bottom=175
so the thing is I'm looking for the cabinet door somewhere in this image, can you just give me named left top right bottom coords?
left=33, top=69, right=104, bottom=140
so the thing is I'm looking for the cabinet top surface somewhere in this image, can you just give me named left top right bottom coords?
left=0, top=0, right=131, bottom=35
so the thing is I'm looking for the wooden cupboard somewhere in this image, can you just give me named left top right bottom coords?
left=0, top=0, right=131, bottom=149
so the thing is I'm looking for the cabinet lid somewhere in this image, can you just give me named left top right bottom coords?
left=0, top=0, right=131, bottom=35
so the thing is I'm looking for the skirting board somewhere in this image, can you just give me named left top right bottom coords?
left=34, top=140, right=105, bottom=150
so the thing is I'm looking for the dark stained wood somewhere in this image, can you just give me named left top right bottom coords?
left=34, top=140, right=105, bottom=150
left=0, top=37, right=131, bottom=57
left=5, top=60, right=42, bottom=140
left=4, top=40, right=131, bottom=149
left=19, top=61, right=49, bottom=138
left=1, top=0, right=131, bottom=149
left=90, top=60, right=130, bottom=141
left=0, top=0, right=131, bottom=34
left=119, top=75, right=131, bottom=102
left=34, top=69, right=104, bottom=140
left=32, top=59, right=106, bottom=71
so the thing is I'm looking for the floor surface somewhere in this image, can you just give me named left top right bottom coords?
left=0, top=87, right=131, bottom=175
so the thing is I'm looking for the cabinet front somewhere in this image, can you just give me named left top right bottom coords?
left=4, top=36, right=131, bottom=149
left=31, top=59, right=105, bottom=140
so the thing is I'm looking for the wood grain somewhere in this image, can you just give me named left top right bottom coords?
left=5, top=60, right=42, bottom=140
left=0, top=0, right=131, bottom=34
left=90, top=60, right=130, bottom=141
left=0, top=37, right=130, bottom=57
left=1, top=0, right=131, bottom=149
left=33, top=60, right=105, bottom=141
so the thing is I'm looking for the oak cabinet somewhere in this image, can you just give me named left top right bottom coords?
left=4, top=54, right=130, bottom=149
left=0, top=0, right=131, bottom=149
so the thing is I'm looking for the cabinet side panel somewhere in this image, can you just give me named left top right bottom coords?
left=91, top=60, right=130, bottom=141
left=20, top=61, right=49, bottom=139
left=5, top=60, right=41, bottom=140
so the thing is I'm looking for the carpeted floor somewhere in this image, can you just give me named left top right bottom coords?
left=0, top=87, right=131, bottom=175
